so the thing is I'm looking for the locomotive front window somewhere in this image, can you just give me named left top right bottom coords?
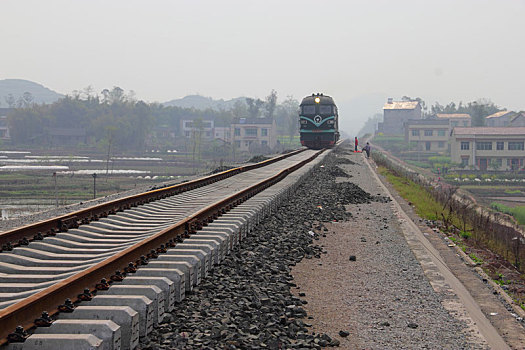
left=319, top=105, right=332, bottom=114
left=302, top=105, right=316, bottom=114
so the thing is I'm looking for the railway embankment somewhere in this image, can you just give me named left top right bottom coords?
left=371, top=147, right=525, bottom=313
left=142, top=144, right=515, bottom=349
left=2, top=143, right=524, bottom=349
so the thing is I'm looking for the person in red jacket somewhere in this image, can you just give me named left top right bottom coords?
left=354, top=136, right=358, bottom=152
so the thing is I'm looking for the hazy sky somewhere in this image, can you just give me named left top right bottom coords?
left=1, top=0, right=524, bottom=134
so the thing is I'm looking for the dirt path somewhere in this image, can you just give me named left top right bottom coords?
left=292, top=146, right=525, bottom=349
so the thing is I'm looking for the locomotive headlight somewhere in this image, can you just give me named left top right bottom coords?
left=327, top=120, right=335, bottom=125
left=314, top=97, right=320, bottom=103
left=300, top=120, right=307, bottom=125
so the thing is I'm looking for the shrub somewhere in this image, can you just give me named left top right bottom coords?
left=428, top=156, right=452, bottom=165
left=460, top=231, right=472, bottom=239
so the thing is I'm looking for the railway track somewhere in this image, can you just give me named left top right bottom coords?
left=0, top=147, right=330, bottom=350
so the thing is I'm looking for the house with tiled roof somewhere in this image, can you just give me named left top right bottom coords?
left=450, top=127, right=525, bottom=171
left=485, top=111, right=516, bottom=127
left=510, top=112, right=525, bottom=127
left=378, top=98, right=422, bottom=135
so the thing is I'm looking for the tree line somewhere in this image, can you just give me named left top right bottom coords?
left=402, top=96, right=501, bottom=126
left=5, top=87, right=300, bottom=152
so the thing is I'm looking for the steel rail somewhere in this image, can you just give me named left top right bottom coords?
left=0, top=149, right=305, bottom=249
left=0, top=148, right=323, bottom=345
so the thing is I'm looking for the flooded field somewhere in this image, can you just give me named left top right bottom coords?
left=0, top=148, right=241, bottom=223
left=0, top=199, right=73, bottom=220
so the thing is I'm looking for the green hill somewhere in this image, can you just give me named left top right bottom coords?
left=0, top=79, right=64, bottom=106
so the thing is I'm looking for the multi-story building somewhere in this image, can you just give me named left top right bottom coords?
left=450, top=127, right=525, bottom=171
left=436, top=113, right=471, bottom=128
left=404, top=118, right=450, bottom=152
left=379, top=99, right=422, bottom=135
left=0, top=116, right=10, bottom=140
left=231, top=117, right=277, bottom=152
left=181, top=119, right=215, bottom=140
left=485, top=111, right=517, bottom=127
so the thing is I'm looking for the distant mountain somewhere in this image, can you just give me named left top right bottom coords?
left=163, top=95, right=246, bottom=110
left=0, top=79, right=64, bottom=106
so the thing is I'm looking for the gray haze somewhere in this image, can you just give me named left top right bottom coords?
left=1, top=0, right=524, bottom=135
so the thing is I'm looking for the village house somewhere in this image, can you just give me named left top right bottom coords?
left=378, top=98, right=422, bottom=135
left=46, top=127, right=87, bottom=146
left=0, top=116, right=9, bottom=140
left=181, top=119, right=215, bottom=140
left=230, top=117, right=277, bottom=152
left=404, top=114, right=471, bottom=153
left=450, top=127, right=525, bottom=171
left=436, top=113, right=471, bottom=128
left=404, top=118, right=450, bottom=152
left=0, top=108, right=13, bottom=140
left=485, top=111, right=517, bottom=127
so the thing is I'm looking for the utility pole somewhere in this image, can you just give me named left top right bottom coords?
left=53, top=172, right=58, bottom=207
left=92, top=173, right=97, bottom=199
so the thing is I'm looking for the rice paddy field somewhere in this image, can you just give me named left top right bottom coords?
left=0, top=149, right=241, bottom=220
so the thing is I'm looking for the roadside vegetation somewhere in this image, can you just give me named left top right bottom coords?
left=378, top=166, right=468, bottom=229
left=376, top=157, right=525, bottom=311
left=491, top=203, right=525, bottom=226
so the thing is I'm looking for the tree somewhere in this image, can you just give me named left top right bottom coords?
left=265, top=89, right=278, bottom=119
left=15, top=92, right=35, bottom=108
left=230, top=100, right=247, bottom=119
left=489, top=159, right=501, bottom=171
left=246, top=98, right=264, bottom=118
left=430, top=99, right=500, bottom=126
left=101, top=89, right=110, bottom=103
left=81, top=85, right=96, bottom=100
left=102, top=125, right=117, bottom=176
left=190, top=118, right=204, bottom=174
left=4, top=94, right=16, bottom=108
left=108, top=86, right=126, bottom=104
left=279, top=96, right=299, bottom=142
left=402, top=96, right=427, bottom=116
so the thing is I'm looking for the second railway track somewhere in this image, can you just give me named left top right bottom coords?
left=0, top=147, right=331, bottom=349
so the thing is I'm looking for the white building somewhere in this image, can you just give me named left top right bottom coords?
left=451, top=127, right=525, bottom=171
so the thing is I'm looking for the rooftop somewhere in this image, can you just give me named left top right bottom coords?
left=383, top=101, right=419, bottom=110
left=511, top=112, right=525, bottom=122
left=232, top=117, right=274, bottom=125
left=485, top=110, right=515, bottom=119
left=453, top=127, right=525, bottom=136
left=436, top=113, right=471, bottom=119
left=405, top=118, right=449, bottom=125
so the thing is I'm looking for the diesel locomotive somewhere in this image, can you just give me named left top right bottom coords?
left=299, top=93, right=339, bottom=149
